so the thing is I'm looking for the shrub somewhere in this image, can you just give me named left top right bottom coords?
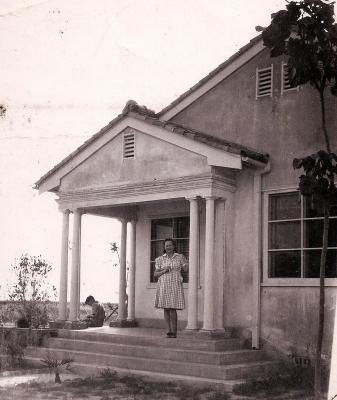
left=7, top=254, right=57, bottom=328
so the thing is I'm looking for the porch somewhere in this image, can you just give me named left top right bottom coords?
left=24, top=325, right=274, bottom=390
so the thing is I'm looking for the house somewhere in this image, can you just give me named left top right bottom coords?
left=35, top=35, right=337, bottom=360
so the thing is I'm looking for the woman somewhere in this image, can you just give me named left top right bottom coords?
left=154, top=238, right=188, bottom=338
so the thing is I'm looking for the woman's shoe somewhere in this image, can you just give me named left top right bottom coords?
left=170, top=333, right=177, bottom=338
left=166, top=332, right=173, bottom=338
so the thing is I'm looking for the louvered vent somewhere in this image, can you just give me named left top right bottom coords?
left=256, top=65, right=273, bottom=98
left=123, top=132, right=135, bottom=158
left=281, top=62, right=299, bottom=94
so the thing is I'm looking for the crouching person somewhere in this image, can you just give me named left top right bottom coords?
left=84, top=295, right=105, bottom=327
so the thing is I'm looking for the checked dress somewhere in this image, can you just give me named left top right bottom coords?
left=154, top=253, right=187, bottom=310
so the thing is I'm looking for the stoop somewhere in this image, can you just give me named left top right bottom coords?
left=24, top=327, right=275, bottom=391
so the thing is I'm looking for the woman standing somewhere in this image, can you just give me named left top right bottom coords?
left=154, top=238, right=188, bottom=338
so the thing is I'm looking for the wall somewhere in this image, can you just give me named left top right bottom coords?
left=171, top=49, right=337, bottom=190
left=60, top=129, right=210, bottom=191
left=171, top=48, right=337, bottom=356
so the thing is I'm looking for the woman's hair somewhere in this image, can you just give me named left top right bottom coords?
left=85, top=295, right=95, bottom=305
left=163, top=238, right=177, bottom=253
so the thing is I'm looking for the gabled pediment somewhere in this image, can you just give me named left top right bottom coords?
left=60, top=127, right=212, bottom=192
left=36, top=112, right=257, bottom=194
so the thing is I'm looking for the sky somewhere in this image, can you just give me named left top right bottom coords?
left=0, top=0, right=289, bottom=302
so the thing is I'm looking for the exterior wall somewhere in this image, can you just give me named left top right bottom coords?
left=170, top=49, right=337, bottom=355
left=223, top=169, right=255, bottom=328
left=171, top=49, right=337, bottom=190
left=60, top=129, right=210, bottom=191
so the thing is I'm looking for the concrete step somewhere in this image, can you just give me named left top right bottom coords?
left=25, top=346, right=274, bottom=381
left=55, top=329, right=242, bottom=351
left=44, top=337, right=266, bottom=365
left=24, top=357, right=244, bottom=391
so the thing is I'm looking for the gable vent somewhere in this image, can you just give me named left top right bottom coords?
left=281, top=62, right=299, bottom=94
left=256, top=65, right=273, bottom=98
left=123, top=132, right=135, bottom=159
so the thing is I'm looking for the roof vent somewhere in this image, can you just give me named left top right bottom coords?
left=256, top=65, right=273, bottom=98
left=123, top=131, right=135, bottom=158
left=281, top=62, right=299, bottom=94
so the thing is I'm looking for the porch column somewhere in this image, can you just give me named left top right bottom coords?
left=58, top=209, right=70, bottom=321
left=186, top=196, right=199, bottom=330
left=127, top=220, right=136, bottom=321
left=118, top=218, right=127, bottom=321
left=69, top=210, right=81, bottom=321
left=202, top=196, right=216, bottom=331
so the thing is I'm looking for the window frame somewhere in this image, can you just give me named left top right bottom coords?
left=256, top=64, right=273, bottom=99
left=123, top=131, right=135, bottom=159
left=281, top=61, right=299, bottom=95
left=146, top=213, right=195, bottom=289
left=263, top=188, right=337, bottom=287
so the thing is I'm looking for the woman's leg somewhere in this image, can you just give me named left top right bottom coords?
left=170, top=309, right=177, bottom=336
left=164, top=308, right=171, bottom=333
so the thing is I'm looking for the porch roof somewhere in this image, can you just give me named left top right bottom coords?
left=35, top=101, right=269, bottom=191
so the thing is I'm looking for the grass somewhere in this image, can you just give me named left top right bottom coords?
left=232, top=361, right=315, bottom=398
left=0, top=364, right=320, bottom=399
left=0, top=371, right=231, bottom=400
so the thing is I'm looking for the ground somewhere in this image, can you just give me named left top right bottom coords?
left=0, top=373, right=316, bottom=400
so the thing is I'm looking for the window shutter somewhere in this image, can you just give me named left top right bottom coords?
left=256, top=65, right=273, bottom=98
left=123, top=131, right=135, bottom=158
left=281, top=62, right=299, bottom=94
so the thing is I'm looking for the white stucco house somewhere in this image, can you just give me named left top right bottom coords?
left=36, top=35, right=337, bottom=359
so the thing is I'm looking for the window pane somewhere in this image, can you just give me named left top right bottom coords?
left=269, top=222, right=301, bottom=249
left=151, top=241, right=164, bottom=261
left=304, top=198, right=337, bottom=218
left=150, top=262, right=157, bottom=283
left=176, top=239, right=189, bottom=258
left=174, top=217, right=189, bottom=238
left=269, top=251, right=301, bottom=277
left=304, top=218, right=337, bottom=248
left=304, top=250, right=337, bottom=278
left=304, top=220, right=323, bottom=248
left=269, top=192, right=300, bottom=220
left=329, top=219, right=337, bottom=247
left=151, top=219, right=172, bottom=240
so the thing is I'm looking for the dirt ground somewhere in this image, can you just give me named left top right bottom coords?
left=0, top=373, right=316, bottom=400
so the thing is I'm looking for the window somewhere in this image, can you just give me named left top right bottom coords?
left=123, top=131, right=135, bottom=158
left=256, top=65, right=273, bottom=99
left=267, top=192, right=337, bottom=278
left=150, top=216, right=189, bottom=283
left=281, top=62, right=299, bottom=95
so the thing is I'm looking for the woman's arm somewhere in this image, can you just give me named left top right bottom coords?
left=154, top=267, right=170, bottom=278
left=181, top=255, right=188, bottom=272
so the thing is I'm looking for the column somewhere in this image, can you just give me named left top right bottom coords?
left=127, top=220, right=136, bottom=321
left=202, top=196, right=216, bottom=331
left=186, top=197, right=199, bottom=330
left=118, top=218, right=127, bottom=321
left=58, top=209, right=70, bottom=321
left=69, top=210, right=81, bottom=321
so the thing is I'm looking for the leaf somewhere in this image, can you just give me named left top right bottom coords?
left=299, top=175, right=317, bottom=196
left=255, top=25, right=265, bottom=32
left=293, top=158, right=303, bottom=169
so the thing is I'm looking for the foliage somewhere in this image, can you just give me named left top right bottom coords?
left=259, top=0, right=337, bottom=90
left=7, top=254, right=57, bottom=328
left=293, top=150, right=337, bottom=212
left=98, top=367, right=118, bottom=379
left=40, top=351, right=74, bottom=383
left=0, top=329, right=25, bottom=369
left=109, top=241, right=120, bottom=267
left=232, top=361, right=314, bottom=397
left=0, top=104, right=6, bottom=118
